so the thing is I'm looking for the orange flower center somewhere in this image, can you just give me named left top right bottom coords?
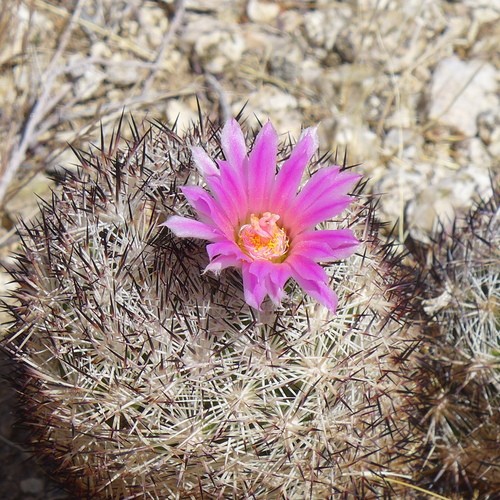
left=238, top=212, right=289, bottom=261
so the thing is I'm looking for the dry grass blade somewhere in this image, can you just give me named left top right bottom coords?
left=33, top=0, right=156, bottom=61
left=0, top=0, right=86, bottom=206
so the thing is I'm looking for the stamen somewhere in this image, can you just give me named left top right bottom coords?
left=238, top=212, right=289, bottom=261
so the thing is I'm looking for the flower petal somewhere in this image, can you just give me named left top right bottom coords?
left=287, top=254, right=338, bottom=312
left=240, top=261, right=291, bottom=308
left=205, top=241, right=250, bottom=273
left=221, top=119, right=247, bottom=174
left=247, top=121, right=278, bottom=212
left=191, top=146, right=219, bottom=180
left=161, top=216, right=221, bottom=241
left=284, top=169, right=360, bottom=232
left=206, top=240, right=248, bottom=263
left=166, top=118, right=360, bottom=314
left=264, top=262, right=291, bottom=305
left=242, top=262, right=268, bottom=310
left=289, top=196, right=354, bottom=235
left=205, top=254, right=241, bottom=274
left=216, top=159, right=248, bottom=221
left=192, top=145, right=247, bottom=222
left=271, top=127, right=318, bottom=212
left=292, top=229, right=359, bottom=262
left=293, top=168, right=361, bottom=212
left=181, top=186, right=234, bottom=237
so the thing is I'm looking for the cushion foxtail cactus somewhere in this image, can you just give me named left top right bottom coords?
left=2, top=116, right=426, bottom=498
left=413, top=188, right=500, bottom=497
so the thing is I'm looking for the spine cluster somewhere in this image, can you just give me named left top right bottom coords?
left=414, top=191, right=500, bottom=497
left=1, top=118, right=497, bottom=498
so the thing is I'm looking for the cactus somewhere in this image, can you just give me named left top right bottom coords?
left=2, top=117, right=426, bottom=498
left=413, top=187, right=500, bottom=497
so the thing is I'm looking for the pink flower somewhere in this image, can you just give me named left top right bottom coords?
left=163, top=119, right=360, bottom=312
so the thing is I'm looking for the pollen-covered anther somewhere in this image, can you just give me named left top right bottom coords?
left=238, top=212, right=289, bottom=261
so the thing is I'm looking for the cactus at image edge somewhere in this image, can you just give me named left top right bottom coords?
left=413, top=187, right=500, bottom=497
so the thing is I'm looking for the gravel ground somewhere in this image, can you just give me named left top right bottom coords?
left=0, top=0, right=498, bottom=497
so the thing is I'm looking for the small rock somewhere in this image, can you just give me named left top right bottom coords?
left=477, top=109, right=500, bottom=159
left=428, top=56, right=497, bottom=137
left=456, top=137, right=492, bottom=169
left=385, top=106, right=414, bottom=129
left=194, top=29, right=245, bottom=73
left=244, top=85, right=298, bottom=113
left=90, top=41, right=112, bottom=59
left=487, top=139, right=500, bottom=160
left=465, top=0, right=500, bottom=24
left=382, top=128, right=423, bottom=159
left=404, top=171, right=488, bottom=242
left=67, top=58, right=105, bottom=101
left=303, top=11, right=328, bottom=48
left=138, top=5, right=169, bottom=48
left=478, top=109, right=500, bottom=145
left=278, top=10, right=303, bottom=33
left=303, top=9, right=350, bottom=50
left=267, top=40, right=303, bottom=83
left=247, top=0, right=280, bottom=24
left=234, top=85, right=302, bottom=137
left=105, top=55, right=144, bottom=85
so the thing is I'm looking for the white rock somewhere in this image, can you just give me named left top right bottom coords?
left=244, top=86, right=298, bottom=112
left=233, top=86, right=301, bottom=138
left=247, top=0, right=280, bottom=24
left=303, top=11, right=328, bottom=48
left=278, top=10, right=303, bottom=33
left=478, top=108, right=500, bottom=159
left=428, top=56, right=497, bottom=137
left=185, top=0, right=243, bottom=20
left=478, top=110, right=498, bottom=143
left=105, top=55, right=143, bottom=85
left=487, top=137, right=500, bottom=159
left=404, top=168, right=494, bottom=242
left=406, top=189, right=456, bottom=242
left=464, top=0, right=500, bottom=8
left=457, top=138, right=492, bottom=169
left=465, top=0, right=500, bottom=24
left=90, top=41, right=112, bottom=59
left=385, top=106, right=413, bottom=129
left=138, top=5, right=169, bottom=48
left=267, top=39, right=303, bottom=82
left=303, top=8, right=350, bottom=50
left=194, top=29, right=245, bottom=73
left=67, top=57, right=106, bottom=100
left=382, top=128, right=423, bottom=159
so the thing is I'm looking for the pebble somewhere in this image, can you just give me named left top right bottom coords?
left=428, top=56, right=497, bottom=136
left=138, top=5, right=169, bottom=48
left=194, top=29, right=245, bottom=73
left=303, top=8, right=351, bottom=50
left=247, top=0, right=280, bottom=24
left=382, top=129, right=423, bottom=159
left=102, top=54, right=145, bottom=86
left=478, top=109, right=500, bottom=159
